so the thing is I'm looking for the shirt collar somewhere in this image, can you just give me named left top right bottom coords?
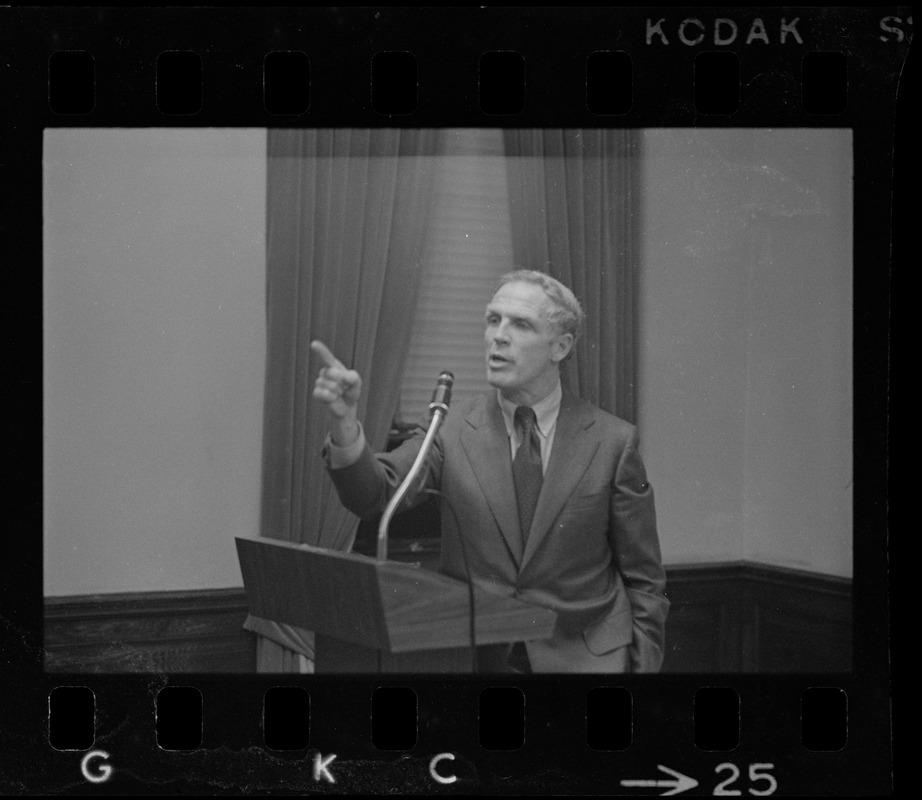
left=497, top=380, right=563, bottom=439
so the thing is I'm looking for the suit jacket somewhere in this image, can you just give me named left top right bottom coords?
left=327, top=390, right=669, bottom=673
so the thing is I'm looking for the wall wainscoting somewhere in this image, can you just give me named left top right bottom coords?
left=661, top=562, right=852, bottom=673
left=44, top=588, right=256, bottom=673
left=44, top=562, right=851, bottom=674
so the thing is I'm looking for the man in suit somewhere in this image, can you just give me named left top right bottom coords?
left=312, top=270, right=668, bottom=672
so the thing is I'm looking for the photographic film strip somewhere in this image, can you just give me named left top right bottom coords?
left=3, top=5, right=906, bottom=795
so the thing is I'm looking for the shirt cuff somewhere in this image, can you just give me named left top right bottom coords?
left=325, top=423, right=366, bottom=469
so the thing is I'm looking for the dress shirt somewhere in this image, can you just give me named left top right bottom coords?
left=496, top=380, right=562, bottom=475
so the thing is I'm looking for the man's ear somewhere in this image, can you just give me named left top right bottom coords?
left=551, top=332, right=574, bottom=363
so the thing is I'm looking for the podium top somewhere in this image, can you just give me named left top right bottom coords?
left=236, top=536, right=557, bottom=654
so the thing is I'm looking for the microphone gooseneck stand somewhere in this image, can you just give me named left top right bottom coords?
left=376, top=371, right=453, bottom=561
left=374, top=372, right=480, bottom=672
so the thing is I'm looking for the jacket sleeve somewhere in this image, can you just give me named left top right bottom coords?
left=608, top=427, right=669, bottom=672
left=323, top=427, right=443, bottom=520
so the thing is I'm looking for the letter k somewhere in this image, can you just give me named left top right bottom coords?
left=313, top=752, right=337, bottom=784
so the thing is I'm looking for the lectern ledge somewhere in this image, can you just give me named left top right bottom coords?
left=236, top=536, right=557, bottom=673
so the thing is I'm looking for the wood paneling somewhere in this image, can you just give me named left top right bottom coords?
left=44, top=588, right=255, bottom=673
left=662, top=562, right=852, bottom=673
left=44, top=561, right=851, bottom=674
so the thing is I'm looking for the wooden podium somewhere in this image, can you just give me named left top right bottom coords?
left=236, top=536, right=557, bottom=673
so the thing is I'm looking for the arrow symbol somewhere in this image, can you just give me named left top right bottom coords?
left=621, top=764, right=698, bottom=796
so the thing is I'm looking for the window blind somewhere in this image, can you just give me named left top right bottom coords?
left=397, top=129, right=516, bottom=422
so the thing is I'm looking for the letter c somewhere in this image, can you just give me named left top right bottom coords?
left=80, top=750, right=113, bottom=784
left=678, top=18, right=705, bottom=46
left=429, top=752, right=457, bottom=785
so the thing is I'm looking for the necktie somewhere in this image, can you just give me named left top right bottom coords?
left=512, top=405, right=543, bottom=544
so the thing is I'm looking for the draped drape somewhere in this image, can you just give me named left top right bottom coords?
left=247, top=129, right=439, bottom=669
left=503, top=130, right=639, bottom=421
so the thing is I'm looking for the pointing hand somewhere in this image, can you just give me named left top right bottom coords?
left=311, top=340, right=362, bottom=445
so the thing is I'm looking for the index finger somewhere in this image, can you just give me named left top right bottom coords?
left=310, top=340, right=344, bottom=370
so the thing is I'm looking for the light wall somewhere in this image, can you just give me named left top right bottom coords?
left=44, top=129, right=267, bottom=596
left=637, top=129, right=853, bottom=577
left=43, top=127, right=852, bottom=598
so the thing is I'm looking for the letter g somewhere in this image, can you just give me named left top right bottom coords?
left=80, top=750, right=113, bottom=784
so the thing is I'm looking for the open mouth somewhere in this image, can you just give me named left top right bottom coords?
left=488, top=354, right=512, bottom=368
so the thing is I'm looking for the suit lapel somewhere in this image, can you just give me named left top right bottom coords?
left=459, top=394, right=524, bottom=566
left=521, top=392, right=599, bottom=569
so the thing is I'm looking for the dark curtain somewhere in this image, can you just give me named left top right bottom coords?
left=247, top=129, right=439, bottom=669
left=503, top=130, right=639, bottom=421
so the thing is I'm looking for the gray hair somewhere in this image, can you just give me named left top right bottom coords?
left=495, top=269, right=584, bottom=343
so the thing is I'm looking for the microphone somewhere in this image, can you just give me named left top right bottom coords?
left=428, top=371, right=454, bottom=417
left=377, top=371, right=454, bottom=560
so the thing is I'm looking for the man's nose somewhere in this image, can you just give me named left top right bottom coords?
left=491, top=323, right=510, bottom=343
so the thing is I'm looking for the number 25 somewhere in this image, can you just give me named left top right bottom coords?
left=714, top=763, right=777, bottom=796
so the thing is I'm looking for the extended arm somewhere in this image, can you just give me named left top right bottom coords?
left=311, top=341, right=441, bottom=520
left=324, top=432, right=441, bottom=521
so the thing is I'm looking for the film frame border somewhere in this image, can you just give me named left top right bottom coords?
left=3, top=5, right=905, bottom=795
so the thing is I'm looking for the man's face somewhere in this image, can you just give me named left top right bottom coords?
left=484, top=280, right=573, bottom=405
